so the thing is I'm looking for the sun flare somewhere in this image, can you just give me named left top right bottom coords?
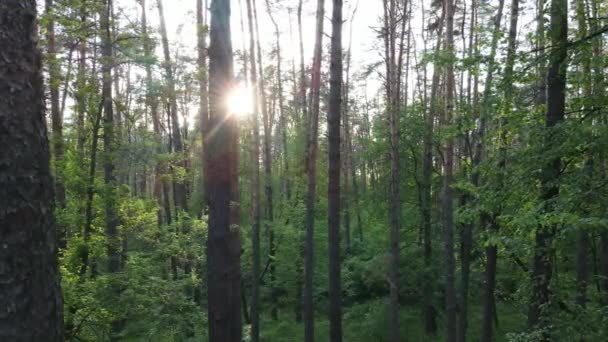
left=226, top=83, right=254, bottom=118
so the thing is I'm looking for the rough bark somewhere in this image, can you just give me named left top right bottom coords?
left=205, top=0, right=242, bottom=340
left=0, top=2, right=65, bottom=339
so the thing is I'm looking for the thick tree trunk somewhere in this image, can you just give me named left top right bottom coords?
left=205, top=0, right=241, bottom=340
left=528, top=0, right=567, bottom=336
left=328, top=1, right=343, bottom=341
left=0, top=2, right=65, bottom=339
left=304, top=0, right=325, bottom=340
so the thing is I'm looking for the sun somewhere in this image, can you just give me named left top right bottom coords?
left=226, top=83, right=254, bottom=118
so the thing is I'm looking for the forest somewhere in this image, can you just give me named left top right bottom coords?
left=1, top=0, right=608, bottom=341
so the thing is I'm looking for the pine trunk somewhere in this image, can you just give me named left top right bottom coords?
left=205, top=0, right=241, bottom=340
left=0, top=2, right=65, bottom=339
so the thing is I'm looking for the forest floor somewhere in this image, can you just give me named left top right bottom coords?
left=262, top=299, right=526, bottom=341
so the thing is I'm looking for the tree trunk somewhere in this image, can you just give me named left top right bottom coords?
left=45, top=1, right=67, bottom=238
left=250, top=0, right=277, bottom=320
left=421, top=4, right=444, bottom=336
left=101, top=1, right=122, bottom=338
left=304, top=0, right=325, bottom=340
left=0, top=2, right=65, bottom=339
left=157, top=0, right=187, bottom=212
left=198, top=0, right=209, bottom=141
left=245, top=0, right=261, bottom=339
left=382, top=1, right=403, bottom=340
left=443, top=0, right=457, bottom=339
left=328, top=1, right=343, bottom=341
left=205, top=0, right=241, bottom=340
left=527, top=0, right=567, bottom=336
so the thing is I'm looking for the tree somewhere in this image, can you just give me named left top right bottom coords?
left=245, top=0, right=262, bottom=339
left=304, top=0, right=325, bottom=340
left=382, top=1, right=405, bottom=340
left=205, top=0, right=241, bottom=340
left=328, top=0, right=343, bottom=340
left=442, top=0, right=457, bottom=339
left=0, top=0, right=64, bottom=339
left=528, top=0, right=567, bottom=335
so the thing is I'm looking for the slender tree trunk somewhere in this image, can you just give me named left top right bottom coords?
left=245, top=0, right=261, bottom=339
left=382, top=1, right=403, bottom=340
left=304, top=0, right=325, bottom=340
left=157, top=0, right=187, bottom=212
left=0, top=2, right=65, bottom=339
left=528, top=0, right=567, bottom=336
left=421, top=7, right=444, bottom=335
left=297, top=0, right=308, bottom=123
left=251, top=0, right=277, bottom=320
left=45, top=0, right=67, bottom=249
left=443, top=0, right=457, bottom=339
left=575, top=0, right=592, bottom=309
left=481, top=0, right=517, bottom=340
left=266, top=1, right=290, bottom=200
left=80, top=102, right=103, bottom=278
left=328, top=1, right=343, bottom=340
left=101, top=0, right=122, bottom=339
left=198, top=0, right=209, bottom=137
left=205, top=0, right=241, bottom=340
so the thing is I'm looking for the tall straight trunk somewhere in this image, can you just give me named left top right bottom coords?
left=343, top=2, right=360, bottom=247
left=141, top=0, right=164, bottom=225
left=575, top=0, right=592, bottom=309
left=76, top=5, right=88, bottom=161
left=251, top=0, right=277, bottom=319
left=328, top=2, right=344, bottom=341
left=79, top=103, right=103, bottom=278
left=481, top=0, right=518, bottom=340
left=0, top=2, right=65, bottom=339
left=463, top=1, right=504, bottom=341
left=198, top=0, right=209, bottom=143
left=304, top=0, right=325, bottom=340
left=205, top=0, right=241, bottom=340
left=45, top=0, right=66, bottom=249
left=157, top=0, right=187, bottom=212
left=588, top=0, right=608, bottom=306
left=443, top=0, right=457, bottom=340
left=245, top=0, right=261, bottom=339
left=528, top=0, right=567, bottom=335
left=265, top=1, right=290, bottom=199
left=421, top=7, right=444, bottom=335
left=101, top=0, right=121, bottom=338
left=382, top=1, right=402, bottom=341
left=297, top=0, right=308, bottom=123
